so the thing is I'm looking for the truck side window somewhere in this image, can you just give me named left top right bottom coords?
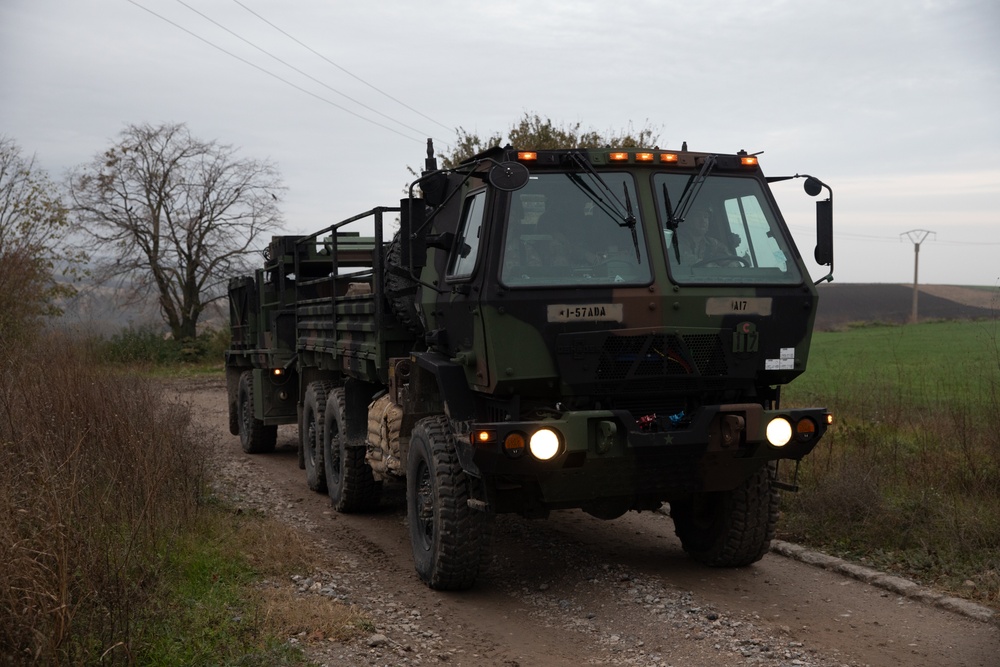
left=448, top=190, right=487, bottom=279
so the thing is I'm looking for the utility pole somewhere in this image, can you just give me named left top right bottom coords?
left=901, top=230, right=935, bottom=324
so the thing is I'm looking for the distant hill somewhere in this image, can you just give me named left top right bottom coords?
left=54, top=279, right=997, bottom=336
left=815, top=283, right=998, bottom=330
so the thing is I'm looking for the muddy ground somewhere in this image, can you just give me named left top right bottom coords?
left=173, top=377, right=999, bottom=666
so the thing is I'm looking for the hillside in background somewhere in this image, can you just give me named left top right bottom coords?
left=54, top=281, right=998, bottom=336
left=815, top=283, right=998, bottom=330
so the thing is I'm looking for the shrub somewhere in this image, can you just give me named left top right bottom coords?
left=89, top=325, right=231, bottom=367
left=0, top=333, right=203, bottom=664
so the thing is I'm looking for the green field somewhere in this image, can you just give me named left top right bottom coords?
left=787, top=319, right=1000, bottom=412
left=780, top=319, right=1000, bottom=608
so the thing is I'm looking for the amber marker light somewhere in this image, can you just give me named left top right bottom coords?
left=795, top=417, right=817, bottom=441
left=660, top=153, right=679, bottom=163
left=517, top=151, right=537, bottom=161
left=740, top=156, right=759, bottom=166
left=826, top=413, right=835, bottom=425
left=609, top=152, right=629, bottom=162
left=635, top=152, right=654, bottom=162
left=503, top=432, right=526, bottom=458
left=272, top=368, right=284, bottom=377
left=474, top=430, right=496, bottom=445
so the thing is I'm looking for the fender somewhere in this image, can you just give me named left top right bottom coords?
left=409, top=351, right=475, bottom=423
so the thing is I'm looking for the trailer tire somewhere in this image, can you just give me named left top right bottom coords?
left=670, top=462, right=779, bottom=567
left=302, top=382, right=333, bottom=493
left=406, top=415, right=490, bottom=590
left=324, top=388, right=381, bottom=513
left=237, top=371, right=277, bottom=454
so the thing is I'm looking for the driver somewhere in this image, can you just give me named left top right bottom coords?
left=678, top=209, right=731, bottom=263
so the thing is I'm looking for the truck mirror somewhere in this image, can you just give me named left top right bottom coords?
left=814, top=199, right=833, bottom=266
left=803, top=176, right=823, bottom=197
left=488, top=161, right=530, bottom=191
left=399, top=197, right=427, bottom=271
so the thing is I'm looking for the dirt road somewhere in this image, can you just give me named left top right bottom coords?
left=176, top=377, right=999, bottom=666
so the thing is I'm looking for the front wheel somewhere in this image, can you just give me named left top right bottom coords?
left=670, top=462, right=779, bottom=567
left=406, top=416, right=491, bottom=590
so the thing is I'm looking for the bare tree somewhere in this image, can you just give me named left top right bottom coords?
left=68, top=122, right=284, bottom=340
left=0, top=136, right=79, bottom=339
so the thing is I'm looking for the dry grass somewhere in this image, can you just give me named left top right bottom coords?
left=781, top=319, right=1000, bottom=608
left=235, top=514, right=372, bottom=644
left=258, top=587, right=372, bottom=643
left=0, top=328, right=371, bottom=664
left=0, top=332, right=204, bottom=665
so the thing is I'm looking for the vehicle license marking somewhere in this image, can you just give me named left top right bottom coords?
left=705, top=297, right=772, bottom=316
left=547, top=303, right=624, bottom=323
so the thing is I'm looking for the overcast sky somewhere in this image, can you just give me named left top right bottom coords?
left=2, top=0, right=998, bottom=286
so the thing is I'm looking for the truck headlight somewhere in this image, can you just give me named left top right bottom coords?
left=529, top=428, right=560, bottom=460
left=766, top=417, right=793, bottom=447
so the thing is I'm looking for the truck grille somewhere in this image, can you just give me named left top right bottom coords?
left=595, top=333, right=727, bottom=381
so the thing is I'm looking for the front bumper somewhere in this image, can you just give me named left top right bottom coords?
left=459, top=403, right=830, bottom=505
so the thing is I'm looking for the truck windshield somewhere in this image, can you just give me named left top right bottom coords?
left=500, top=172, right=651, bottom=287
left=655, top=173, right=803, bottom=285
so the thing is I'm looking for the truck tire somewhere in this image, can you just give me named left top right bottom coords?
left=406, top=415, right=490, bottom=590
left=302, top=382, right=333, bottom=493
left=323, top=387, right=381, bottom=512
left=670, top=462, right=779, bottom=567
left=384, top=237, right=422, bottom=333
left=237, top=370, right=277, bottom=454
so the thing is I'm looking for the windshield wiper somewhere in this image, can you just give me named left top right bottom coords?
left=664, top=181, right=681, bottom=262
left=565, top=152, right=641, bottom=263
left=663, top=155, right=716, bottom=263
left=622, top=183, right=640, bottom=263
left=670, top=154, right=717, bottom=227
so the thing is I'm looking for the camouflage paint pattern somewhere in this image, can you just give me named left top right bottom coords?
left=225, top=146, right=832, bottom=514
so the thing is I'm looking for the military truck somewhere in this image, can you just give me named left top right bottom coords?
left=225, top=141, right=835, bottom=590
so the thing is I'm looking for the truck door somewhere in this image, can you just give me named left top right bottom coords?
left=438, top=187, right=491, bottom=389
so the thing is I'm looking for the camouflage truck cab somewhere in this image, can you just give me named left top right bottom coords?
left=227, top=141, right=835, bottom=589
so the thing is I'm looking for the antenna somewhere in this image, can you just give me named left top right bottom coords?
left=900, top=229, right=936, bottom=323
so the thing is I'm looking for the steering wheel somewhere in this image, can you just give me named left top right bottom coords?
left=693, top=255, right=750, bottom=268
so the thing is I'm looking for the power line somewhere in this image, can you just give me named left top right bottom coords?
left=787, top=225, right=1000, bottom=246
left=232, top=0, right=454, bottom=138
left=173, top=0, right=444, bottom=143
left=127, top=0, right=426, bottom=144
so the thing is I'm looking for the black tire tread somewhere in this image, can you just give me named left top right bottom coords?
left=302, top=381, right=333, bottom=493
left=325, top=388, right=381, bottom=513
left=238, top=371, right=277, bottom=454
left=384, top=237, right=422, bottom=333
left=408, top=415, right=491, bottom=590
left=671, top=462, right=779, bottom=567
